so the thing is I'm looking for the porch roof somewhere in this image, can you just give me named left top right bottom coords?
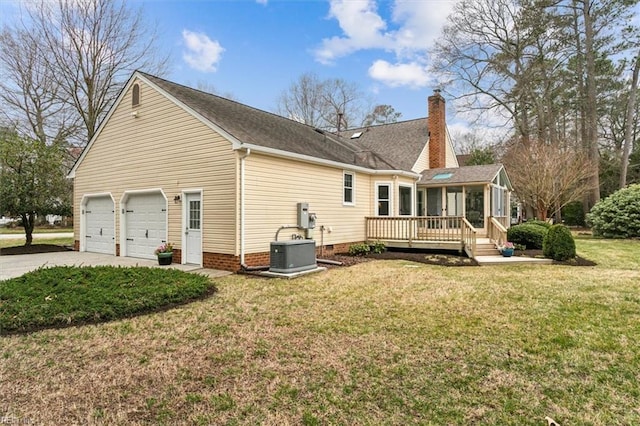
left=418, top=164, right=510, bottom=188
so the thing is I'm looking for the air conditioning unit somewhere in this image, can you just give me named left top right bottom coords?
left=270, top=240, right=316, bottom=273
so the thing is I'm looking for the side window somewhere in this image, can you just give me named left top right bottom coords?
left=377, top=184, right=390, bottom=216
left=343, top=172, right=354, bottom=204
left=399, top=186, right=412, bottom=216
left=132, top=83, right=140, bottom=107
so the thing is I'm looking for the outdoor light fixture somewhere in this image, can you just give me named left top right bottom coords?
left=174, top=195, right=181, bottom=203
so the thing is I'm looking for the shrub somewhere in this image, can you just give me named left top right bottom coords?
left=587, top=184, right=640, bottom=238
left=369, top=241, right=386, bottom=254
left=507, top=223, right=548, bottom=249
left=562, top=201, right=586, bottom=227
left=348, top=243, right=370, bottom=256
left=543, top=224, right=576, bottom=261
left=525, top=219, right=552, bottom=229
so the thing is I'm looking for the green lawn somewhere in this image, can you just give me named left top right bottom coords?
left=1, top=238, right=639, bottom=425
left=0, top=227, right=73, bottom=234
left=0, top=236, right=74, bottom=249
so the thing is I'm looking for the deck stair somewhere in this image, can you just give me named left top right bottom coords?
left=473, top=238, right=500, bottom=257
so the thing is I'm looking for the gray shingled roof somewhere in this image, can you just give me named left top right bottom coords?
left=338, top=119, right=428, bottom=172
left=140, top=72, right=399, bottom=171
left=418, top=164, right=504, bottom=186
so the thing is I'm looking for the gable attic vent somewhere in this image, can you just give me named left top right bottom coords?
left=350, top=131, right=363, bottom=139
left=132, top=83, right=140, bottom=107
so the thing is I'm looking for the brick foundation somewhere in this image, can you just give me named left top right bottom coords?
left=73, top=240, right=363, bottom=273
left=172, top=249, right=181, bottom=264
left=201, top=241, right=363, bottom=273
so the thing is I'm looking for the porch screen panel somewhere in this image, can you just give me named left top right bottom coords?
left=446, top=186, right=463, bottom=229
left=417, top=190, right=426, bottom=216
left=492, top=186, right=506, bottom=217
left=426, top=188, right=442, bottom=216
left=465, top=186, right=484, bottom=228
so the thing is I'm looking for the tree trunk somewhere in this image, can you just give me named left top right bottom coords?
left=620, top=54, right=640, bottom=188
left=583, top=0, right=600, bottom=207
left=21, top=212, right=35, bottom=246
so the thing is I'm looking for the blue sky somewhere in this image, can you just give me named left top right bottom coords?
left=145, top=0, right=456, bottom=123
left=3, top=0, right=637, bottom=136
left=1, top=0, right=458, bottom=125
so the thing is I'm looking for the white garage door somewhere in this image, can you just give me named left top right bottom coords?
left=124, top=192, right=167, bottom=260
left=84, top=196, right=115, bottom=254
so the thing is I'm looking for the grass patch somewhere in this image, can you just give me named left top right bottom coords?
left=0, top=237, right=74, bottom=249
left=0, top=227, right=73, bottom=234
left=0, top=266, right=216, bottom=334
left=1, top=238, right=639, bottom=424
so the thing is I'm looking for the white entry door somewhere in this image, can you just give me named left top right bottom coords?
left=84, top=196, right=115, bottom=254
left=184, top=193, right=202, bottom=265
left=125, top=192, right=167, bottom=260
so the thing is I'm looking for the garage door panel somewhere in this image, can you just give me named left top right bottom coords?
left=85, top=196, right=115, bottom=255
left=125, top=193, right=167, bottom=260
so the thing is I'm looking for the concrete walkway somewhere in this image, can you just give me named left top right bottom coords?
left=475, top=255, right=553, bottom=265
left=0, top=251, right=232, bottom=281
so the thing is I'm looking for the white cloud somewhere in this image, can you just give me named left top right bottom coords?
left=391, top=0, right=456, bottom=53
left=182, top=30, right=225, bottom=73
left=314, top=0, right=393, bottom=64
left=368, top=60, right=431, bottom=88
left=314, top=0, right=458, bottom=88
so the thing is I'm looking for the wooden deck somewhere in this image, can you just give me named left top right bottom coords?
left=365, top=216, right=510, bottom=259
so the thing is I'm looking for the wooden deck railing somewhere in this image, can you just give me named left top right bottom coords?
left=488, top=216, right=508, bottom=247
left=461, top=218, right=477, bottom=258
left=366, top=216, right=466, bottom=242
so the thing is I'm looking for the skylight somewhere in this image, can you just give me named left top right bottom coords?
left=350, top=131, right=363, bottom=139
left=432, top=172, right=453, bottom=180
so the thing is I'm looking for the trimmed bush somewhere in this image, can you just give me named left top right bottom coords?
left=507, top=223, right=548, bottom=249
left=525, top=219, right=552, bottom=229
left=562, top=201, right=586, bottom=227
left=348, top=243, right=370, bottom=256
left=543, top=224, right=576, bottom=261
left=587, top=184, right=640, bottom=238
left=369, top=241, right=386, bottom=254
left=0, top=266, right=216, bottom=334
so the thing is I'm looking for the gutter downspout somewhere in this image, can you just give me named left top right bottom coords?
left=240, top=148, right=251, bottom=268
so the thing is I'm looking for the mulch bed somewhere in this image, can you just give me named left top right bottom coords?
left=1, top=244, right=596, bottom=267
left=322, top=248, right=597, bottom=268
left=0, top=244, right=73, bottom=256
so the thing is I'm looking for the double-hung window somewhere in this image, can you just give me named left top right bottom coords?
left=343, top=172, right=354, bottom=205
left=376, top=183, right=391, bottom=216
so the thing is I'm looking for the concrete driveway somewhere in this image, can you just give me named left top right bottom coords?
left=0, top=251, right=231, bottom=281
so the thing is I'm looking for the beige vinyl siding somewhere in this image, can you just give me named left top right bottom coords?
left=243, top=153, right=371, bottom=253
left=411, top=143, right=429, bottom=173
left=73, top=78, right=237, bottom=254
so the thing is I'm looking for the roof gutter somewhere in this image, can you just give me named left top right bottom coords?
left=235, top=143, right=421, bottom=179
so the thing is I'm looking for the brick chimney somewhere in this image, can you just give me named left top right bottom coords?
left=428, top=89, right=447, bottom=169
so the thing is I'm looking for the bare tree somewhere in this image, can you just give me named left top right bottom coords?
left=276, top=72, right=369, bottom=131
left=362, top=105, right=402, bottom=127
left=25, top=0, right=169, bottom=144
left=0, top=28, right=79, bottom=146
left=503, top=140, right=596, bottom=220
left=276, top=72, right=326, bottom=128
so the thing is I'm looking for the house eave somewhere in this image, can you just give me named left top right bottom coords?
left=237, top=143, right=421, bottom=179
